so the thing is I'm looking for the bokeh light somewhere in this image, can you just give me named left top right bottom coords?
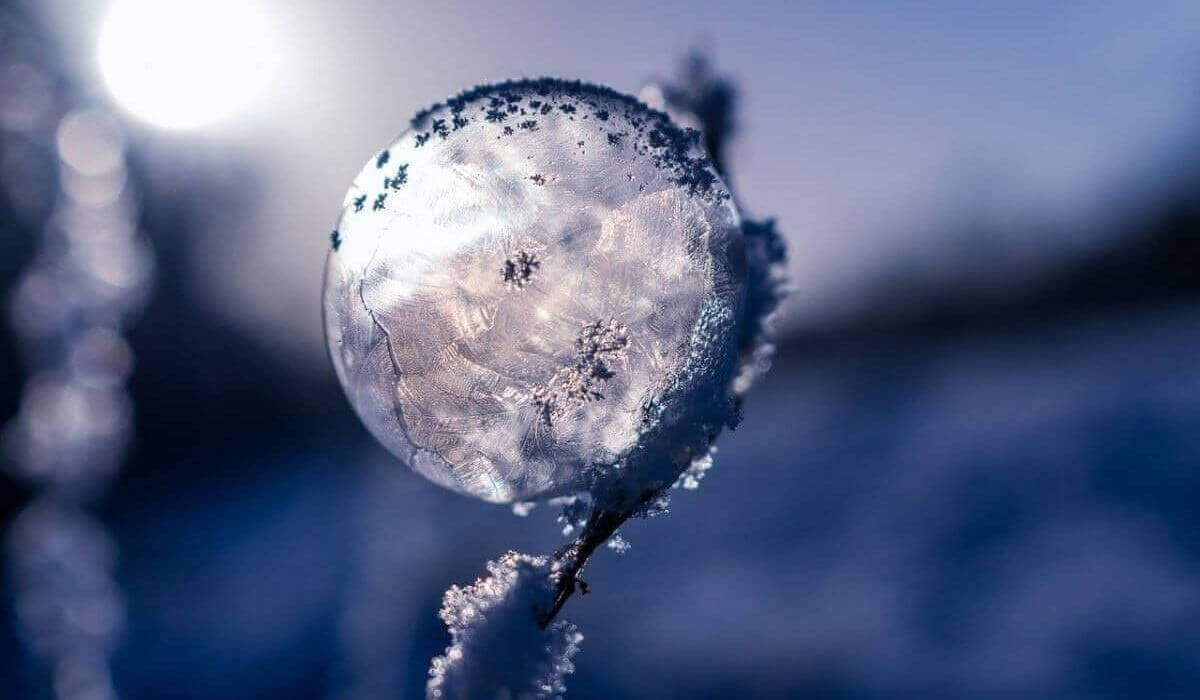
left=97, top=0, right=275, bottom=130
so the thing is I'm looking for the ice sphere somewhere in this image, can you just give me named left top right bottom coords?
left=323, top=79, right=746, bottom=503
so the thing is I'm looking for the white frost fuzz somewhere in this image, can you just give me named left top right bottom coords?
left=427, top=552, right=583, bottom=700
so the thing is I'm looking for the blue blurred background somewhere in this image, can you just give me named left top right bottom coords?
left=1, top=1, right=1199, bottom=698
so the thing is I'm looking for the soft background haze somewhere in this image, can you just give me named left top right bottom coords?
left=2, top=1, right=1199, bottom=698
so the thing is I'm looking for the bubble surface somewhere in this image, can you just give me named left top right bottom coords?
left=324, top=79, right=744, bottom=502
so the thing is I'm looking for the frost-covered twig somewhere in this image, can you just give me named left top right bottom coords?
left=427, top=553, right=584, bottom=700
left=538, top=495, right=652, bottom=627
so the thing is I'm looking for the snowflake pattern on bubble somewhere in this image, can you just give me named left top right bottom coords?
left=323, top=79, right=746, bottom=503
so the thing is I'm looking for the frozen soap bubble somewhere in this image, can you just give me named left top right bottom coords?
left=323, top=79, right=747, bottom=503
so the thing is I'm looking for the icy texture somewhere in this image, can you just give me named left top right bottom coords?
left=605, top=532, right=631, bottom=553
left=324, top=79, right=744, bottom=503
left=427, top=552, right=582, bottom=700
left=673, top=446, right=716, bottom=490
left=731, top=217, right=786, bottom=396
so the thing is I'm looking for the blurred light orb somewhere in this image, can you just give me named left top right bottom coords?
left=324, top=80, right=746, bottom=503
left=97, top=0, right=273, bottom=130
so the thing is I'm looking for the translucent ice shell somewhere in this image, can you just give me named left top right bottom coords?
left=324, top=79, right=745, bottom=502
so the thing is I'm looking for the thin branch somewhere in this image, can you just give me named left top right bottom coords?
left=535, top=491, right=656, bottom=628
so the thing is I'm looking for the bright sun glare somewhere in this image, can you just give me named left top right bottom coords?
left=98, top=0, right=275, bottom=130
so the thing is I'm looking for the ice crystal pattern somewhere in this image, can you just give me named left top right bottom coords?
left=323, top=79, right=746, bottom=503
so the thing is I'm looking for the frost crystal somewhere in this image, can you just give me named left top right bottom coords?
left=605, top=532, right=631, bottom=553
left=323, top=79, right=744, bottom=504
left=673, top=446, right=716, bottom=490
left=427, top=552, right=583, bottom=700
left=556, top=497, right=590, bottom=537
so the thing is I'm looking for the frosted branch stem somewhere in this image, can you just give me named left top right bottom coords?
left=538, top=492, right=654, bottom=628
